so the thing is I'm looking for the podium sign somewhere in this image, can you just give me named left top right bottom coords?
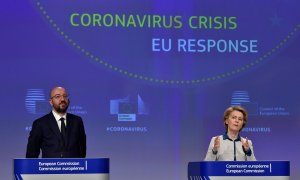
left=188, top=161, right=290, bottom=180
left=14, top=158, right=109, bottom=180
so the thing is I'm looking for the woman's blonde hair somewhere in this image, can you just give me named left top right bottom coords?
left=223, top=106, right=248, bottom=132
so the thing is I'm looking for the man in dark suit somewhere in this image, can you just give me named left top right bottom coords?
left=26, top=87, right=86, bottom=158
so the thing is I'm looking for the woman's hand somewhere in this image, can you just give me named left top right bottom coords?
left=241, top=137, right=250, bottom=152
left=213, top=136, right=220, bottom=152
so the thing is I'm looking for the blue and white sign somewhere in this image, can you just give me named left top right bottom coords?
left=188, top=161, right=290, bottom=180
left=14, top=158, right=109, bottom=180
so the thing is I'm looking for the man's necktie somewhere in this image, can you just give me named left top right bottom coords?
left=60, top=117, right=67, bottom=148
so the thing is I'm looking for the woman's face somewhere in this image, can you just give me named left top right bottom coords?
left=226, top=110, right=244, bottom=133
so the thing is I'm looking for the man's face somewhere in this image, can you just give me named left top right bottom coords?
left=49, top=87, right=69, bottom=114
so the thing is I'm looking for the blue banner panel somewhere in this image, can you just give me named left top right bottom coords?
left=14, top=158, right=109, bottom=174
left=188, top=161, right=290, bottom=179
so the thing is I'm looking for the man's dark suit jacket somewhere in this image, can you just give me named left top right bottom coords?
left=26, top=112, right=86, bottom=158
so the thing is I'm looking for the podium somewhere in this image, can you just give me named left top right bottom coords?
left=14, top=158, right=109, bottom=180
left=188, top=161, right=290, bottom=180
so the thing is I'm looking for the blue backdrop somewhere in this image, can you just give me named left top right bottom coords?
left=1, top=0, right=300, bottom=179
